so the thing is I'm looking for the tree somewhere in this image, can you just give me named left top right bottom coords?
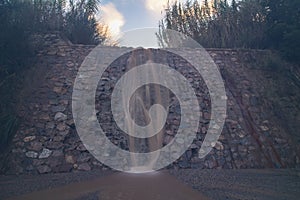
left=0, top=0, right=34, bottom=71
left=159, top=0, right=267, bottom=49
left=64, top=0, right=106, bottom=44
left=265, top=0, right=300, bottom=62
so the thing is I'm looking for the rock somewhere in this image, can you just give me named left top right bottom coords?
left=163, top=135, right=173, bottom=144
left=234, top=160, right=244, bottom=169
left=66, top=61, right=74, bottom=67
left=250, top=96, right=259, bottom=106
left=35, top=123, right=45, bottom=129
left=210, top=142, right=216, bottom=147
left=52, top=150, right=64, bottom=157
left=190, top=143, right=198, bottom=149
left=190, top=157, right=204, bottom=169
left=53, top=164, right=73, bottom=173
left=47, top=141, right=63, bottom=149
left=173, top=120, right=180, bottom=126
left=248, top=146, right=256, bottom=151
left=53, top=135, right=64, bottom=142
left=46, top=157, right=62, bottom=168
left=213, top=141, right=224, bottom=151
left=57, top=52, right=66, bottom=57
left=238, top=144, right=248, bottom=152
left=56, top=123, right=67, bottom=131
left=296, top=156, right=300, bottom=164
left=37, top=165, right=52, bottom=174
left=25, top=151, right=38, bottom=158
left=32, top=159, right=45, bottom=166
left=47, top=50, right=57, bottom=56
left=51, top=105, right=66, bottom=113
left=39, top=148, right=52, bottom=159
left=54, top=112, right=67, bottom=121
left=53, top=87, right=67, bottom=94
left=231, top=57, right=238, bottom=62
left=45, top=122, right=55, bottom=129
left=78, top=163, right=91, bottom=171
left=92, top=161, right=102, bottom=167
left=77, top=153, right=91, bottom=163
left=166, top=130, right=174, bottom=136
left=23, top=136, right=36, bottom=143
left=26, top=165, right=34, bottom=171
left=59, top=130, right=70, bottom=137
left=65, top=155, right=76, bottom=164
left=260, top=125, right=269, bottom=131
left=205, top=158, right=217, bottom=169
left=238, top=131, right=247, bottom=138
left=27, top=141, right=43, bottom=151
left=215, top=60, right=223, bottom=64
left=274, top=138, right=286, bottom=144
left=76, top=143, right=87, bottom=151
left=60, top=99, right=69, bottom=105
left=12, top=148, right=23, bottom=153
left=199, top=148, right=206, bottom=155
left=49, top=99, right=59, bottom=105
left=218, top=157, right=226, bottom=167
left=39, top=113, right=50, bottom=121
left=15, top=165, right=24, bottom=174
left=66, top=119, right=75, bottom=127
left=178, top=160, right=190, bottom=168
left=203, top=112, right=211, bottom=120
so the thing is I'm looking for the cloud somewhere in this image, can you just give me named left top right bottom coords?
left=99, top=3, right=125, bottom=39
left=145, top=0, right=169, bottom=14
left=145, top=0, right=186, bottom=15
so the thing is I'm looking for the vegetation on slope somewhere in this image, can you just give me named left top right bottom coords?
left=158, top=0, right=300, bottom=64
left=0, top=0, right=107, bottom=151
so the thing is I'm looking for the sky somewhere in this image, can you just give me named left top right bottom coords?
left=98, top=0, right=185, bottom=39
left=98, top=0, right=233, bottom=44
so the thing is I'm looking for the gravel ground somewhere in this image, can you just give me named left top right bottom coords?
left=171, top=168, right=300, bottom=200
left=1, top=169, right=300, bottom=200
left=0, top=169, right=113, bottom=200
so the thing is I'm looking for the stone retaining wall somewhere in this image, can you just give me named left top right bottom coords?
left=1, top=34, right=299, bottom=174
